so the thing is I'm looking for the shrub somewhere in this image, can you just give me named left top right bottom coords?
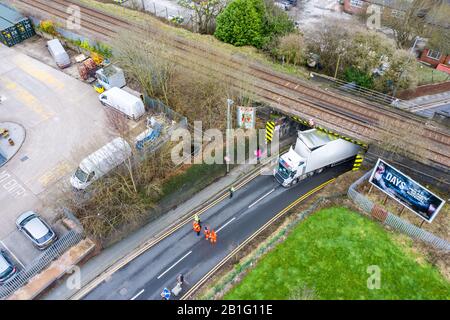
left=215, top=0, right=294, bottom=48
left=344, top=67, right=374, bottom=89
left=40, top=20, right=57, bottom=36
left=272, top=33, right=305, bottom=66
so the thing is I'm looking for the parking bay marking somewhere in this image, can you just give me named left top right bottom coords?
left=157, top=251, right=192, bottom=280
left=0, top=240, right=25, bottom=269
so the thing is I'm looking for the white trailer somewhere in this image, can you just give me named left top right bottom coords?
left=274, top=129, right=360, bottom=187
left=70, top=137, right=132, bottom=190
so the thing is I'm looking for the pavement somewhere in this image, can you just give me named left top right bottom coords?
left=82, top=161, right=352, bottom=300
left=41, top=157, right=270, bottom=300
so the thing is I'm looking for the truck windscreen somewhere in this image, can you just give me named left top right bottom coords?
left=74, top=167, right=89, bottom=183
left=278, top=160, right=291, bottom=179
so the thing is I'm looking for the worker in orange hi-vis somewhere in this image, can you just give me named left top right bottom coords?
left=193, top=221, right=201, bottom=236
left=204, top=226, right=210, bottom=240
left=210, top=229, right=217, bottom=244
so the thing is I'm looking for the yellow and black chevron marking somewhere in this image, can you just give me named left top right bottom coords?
left=352, top=153, right=364, bottom=171
left=265, top=121, right=275, bottom=142
left=290, top=116, right=369, bottom=149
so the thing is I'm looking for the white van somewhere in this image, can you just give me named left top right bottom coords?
left=47, top=39, right=71, bottom=68
left=99, top=87, right=145, bottom=120
left=70, top=137, right=132, bottom=190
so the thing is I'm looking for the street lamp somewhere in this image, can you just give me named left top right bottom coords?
left=226, top=98, right=234, bottom=174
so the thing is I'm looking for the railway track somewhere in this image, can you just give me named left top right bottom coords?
left=13, top=0, right=450, bottom=169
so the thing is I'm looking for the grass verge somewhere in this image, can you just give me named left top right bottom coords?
left=224, top=206, right=450, bottom=300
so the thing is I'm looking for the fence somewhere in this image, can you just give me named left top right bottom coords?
left=348, top=171, right=450, bottom=252
left=0, top=230, right=84, bottom=299
left=310, top=72, right=420, bottom=111
left=125, top=0, right=196, bottom=31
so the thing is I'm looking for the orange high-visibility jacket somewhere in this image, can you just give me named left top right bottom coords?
left=193, top=222, right=201, bottom=232
left=210, top=231, right=217, bottom=242
left=204, top=229, right=210, bottom=239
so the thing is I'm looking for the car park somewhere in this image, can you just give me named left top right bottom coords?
left=0, top=250, right=17, bottom=284
left=16, top=211, right=57, bottom=250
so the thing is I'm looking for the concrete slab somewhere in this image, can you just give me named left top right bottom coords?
left=0, top=41, right=116, bottom=262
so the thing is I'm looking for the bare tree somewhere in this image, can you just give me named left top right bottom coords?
left=178, top=0, right=227, bottom=34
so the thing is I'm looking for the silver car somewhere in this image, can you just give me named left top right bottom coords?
left=16, top=211, right=57, bottom=250
left=0, top=250, right=17, bottom=284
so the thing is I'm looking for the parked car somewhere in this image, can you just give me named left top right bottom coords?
left=16, top=211, right=57, bottom=250
left=0, top=250, right=17, bottom=284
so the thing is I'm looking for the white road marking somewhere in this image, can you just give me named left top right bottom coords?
left=216, top=217, right=236, bottom=234
left=248, top=188, right=275, bottom=209
left=0, top=240, right=25, bottom=269
left=157, top=250, right=192, bottom=280
left=130, top=289, right=145, bottom=300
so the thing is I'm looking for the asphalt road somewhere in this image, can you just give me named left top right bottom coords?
left=84, top=161, right=353, bottom=300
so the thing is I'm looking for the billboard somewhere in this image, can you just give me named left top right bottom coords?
left=369, top=159, right=445, bottom=223
left=237, top=106, right=255, bottom=129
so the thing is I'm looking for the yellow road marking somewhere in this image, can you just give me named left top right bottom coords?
left=13, top=54, right=65, bottom=90
left=0, top=77, right=54, bottom=120
left=70, top=168, right=263, bottom=300
left=181, top=178, right=336, bottom=300
left=38, top=161, right=73, bottom=187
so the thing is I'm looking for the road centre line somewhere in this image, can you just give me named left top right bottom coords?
left=216, top=217, right=236, bottom=233
left=157, top=251, right=192, bottom=280
left=181, top=178, right=336, bottom=299
left=71, top=165, right=266, bottom=299
left=0, top=240, right=25, bottom=269
left=248, top=188, right=275, bottom=209
left=130, top=289, right=145, bottom=300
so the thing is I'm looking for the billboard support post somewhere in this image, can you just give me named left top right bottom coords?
left=398, top=206, right=405, bottom=217
left=382, top=194, right=388, bottom=205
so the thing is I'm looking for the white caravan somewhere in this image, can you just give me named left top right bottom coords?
left=70, top=137, right=132, bottom=190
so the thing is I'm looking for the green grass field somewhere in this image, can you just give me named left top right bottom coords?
left=224, top=207, right=450, bottom=300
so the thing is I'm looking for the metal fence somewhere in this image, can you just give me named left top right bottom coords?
left=0, top=230, right=84, bottom=299
left=311, top=72, right=420, bottom=111
left=348, top=171, right=450, bottom=252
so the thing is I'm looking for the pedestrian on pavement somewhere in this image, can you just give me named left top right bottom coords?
left=255, top=148, right=262, bottom=162
left=209, top=229, right=217, bottom=245
left=204, top=226, right=210, bottom=240
left=229, top=186, right=235, bottom=198
left=193, top=221, right=201, bottom=236
left=177, top=273, right=184, bottom=285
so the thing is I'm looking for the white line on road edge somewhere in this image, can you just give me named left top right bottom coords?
left=130, top=289, right=145, bottom=300
left=157, top=251, right=192, bottom=280
left=248, top=188, right=275, bottom=209
left=0, top=240, right=25, bottom=269
left=216, top=217, right=236, bottom=233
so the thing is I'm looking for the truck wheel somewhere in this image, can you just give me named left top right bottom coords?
left=291, top=178, right=299, bottom=186
left=316, top=168, right=323, bottom=174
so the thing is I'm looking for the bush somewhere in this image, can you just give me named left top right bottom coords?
left=40, top=20, right=57, bottom=36
left=344, top=67, right=374, bottom=89
left=215, top=0, right=265, bottom=47
left=272, top=33, right=305, bottom=66
left=215, top=0, right=294, bottom=48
